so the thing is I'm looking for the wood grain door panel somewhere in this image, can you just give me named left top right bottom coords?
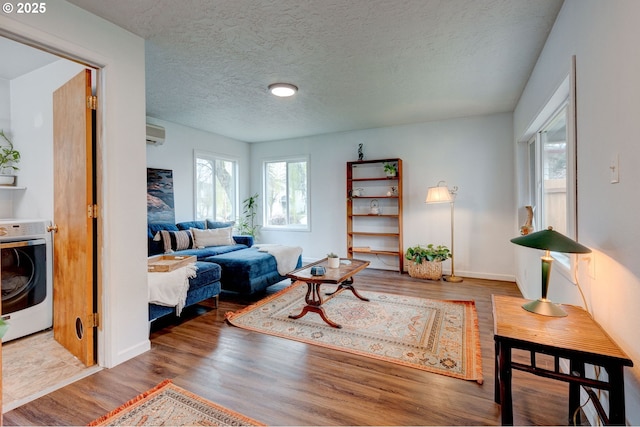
left=52, top=69, right=95, bottom=366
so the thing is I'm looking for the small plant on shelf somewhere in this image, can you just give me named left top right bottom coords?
left=383, top=162, right=397, bottom=177
left=0, top=129, right=20, bottom=174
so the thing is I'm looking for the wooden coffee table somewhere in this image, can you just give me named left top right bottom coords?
left=286, top=258, right=370, bottom=328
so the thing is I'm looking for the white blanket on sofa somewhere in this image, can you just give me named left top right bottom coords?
left=255, top=244, right=303, bottom=275
left=148, top=263, right=198, bottom=315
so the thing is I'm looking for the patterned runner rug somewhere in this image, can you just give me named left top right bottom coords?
left=226, top=281, right=483, bottom=383
left=88, top=379, right=265, bottom=426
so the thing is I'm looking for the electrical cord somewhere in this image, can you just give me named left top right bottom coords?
left=573, top=257, right=603, bottom=427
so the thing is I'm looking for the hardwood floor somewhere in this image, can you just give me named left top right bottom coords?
left=3, top=269, right=576, bottom=426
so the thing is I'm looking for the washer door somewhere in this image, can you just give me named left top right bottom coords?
left=1, top=239, right=46, bottom=315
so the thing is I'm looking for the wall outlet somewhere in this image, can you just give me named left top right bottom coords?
left=583, top=254, right=595, bottom=279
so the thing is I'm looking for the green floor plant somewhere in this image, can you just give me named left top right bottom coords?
left=405, top=243, right=451, bottom=264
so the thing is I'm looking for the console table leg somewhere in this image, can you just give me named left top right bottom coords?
left=498, top=343, right=513, bottom=426
left=495, top=339, right=501, bottom=404
left=569, top=360, right=585, bottom=425
left=608, top=365, right=626, bottom=425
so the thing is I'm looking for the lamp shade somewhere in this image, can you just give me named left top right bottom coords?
left=510, top=226, right=591, bottom=254
left=425, top=185, right=452, bottom=204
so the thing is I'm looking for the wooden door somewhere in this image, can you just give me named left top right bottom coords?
left=52, top=69, right=96, bottom=366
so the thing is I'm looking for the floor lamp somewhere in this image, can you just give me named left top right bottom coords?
left=426, top=181, right=463, bottom=283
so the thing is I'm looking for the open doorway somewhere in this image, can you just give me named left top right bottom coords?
left=0, top=35, right=102, bottom=412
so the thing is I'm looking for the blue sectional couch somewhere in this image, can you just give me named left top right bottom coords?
left=147, top=220, right=301, bottom=321
left=148, top=261, right=221, bottom=321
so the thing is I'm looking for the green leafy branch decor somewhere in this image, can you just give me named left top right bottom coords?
left=405, top=244, right=451, bottom=264
left=0, top=318, right=9, bottom=339
left=0, top=129, right=20, bottom=173
left=236, top=193, right=260, bottom=238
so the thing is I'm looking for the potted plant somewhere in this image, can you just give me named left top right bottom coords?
left=236, top=193, right=260, bottom=238
left=383, top=162, right=397, bottom=177
left=405, top=244, right=451, bottom=280
left=0, top=129, right=20, bottom=186
left=327, top=252, right=340, bottom=268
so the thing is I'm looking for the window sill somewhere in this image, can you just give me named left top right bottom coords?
left=552, top=252, right=576, bottom=284
left=262, top=225, right=310, bottom=232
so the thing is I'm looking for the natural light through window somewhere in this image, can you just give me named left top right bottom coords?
left=264, top=158, right=309, bottom=230
left=195, top=152, right=237, bottom=222
left=525, top=66, right=577, bottom=279
left=540, top=105, right=568, bottom=236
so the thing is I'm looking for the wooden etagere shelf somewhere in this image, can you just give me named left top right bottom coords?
left=347, top=158, right=403, bottom=273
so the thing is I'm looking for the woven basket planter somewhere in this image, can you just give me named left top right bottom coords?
left=407, top=260, right=443, bottom=280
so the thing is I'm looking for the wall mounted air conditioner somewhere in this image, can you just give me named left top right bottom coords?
left=146, top=123, right=165, bottom=145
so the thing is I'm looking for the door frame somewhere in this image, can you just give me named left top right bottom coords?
left=0, top=30, right=105, bottom=367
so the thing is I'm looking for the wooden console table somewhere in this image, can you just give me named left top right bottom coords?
left=492, top=295, right=633, bottom=426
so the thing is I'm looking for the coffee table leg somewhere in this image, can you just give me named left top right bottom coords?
left=326, top=277, right=370, bottom=302
left=289, top=305, right=342, bottom=329
left=289, top=282, right=343, bottom=328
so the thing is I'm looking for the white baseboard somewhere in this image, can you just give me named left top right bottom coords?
left=301, top=257, right=518, bottom=282
left=109, top=339, right=151, bottom=368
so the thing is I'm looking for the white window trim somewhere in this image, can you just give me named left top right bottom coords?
left=262, top=155, right=310, bottom=232
left=523, top=57, right=578, bottom=283
left=193, top=149, right=239, bottom=222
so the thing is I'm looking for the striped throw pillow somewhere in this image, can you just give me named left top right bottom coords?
left=156, top=230, right=194, bottom=253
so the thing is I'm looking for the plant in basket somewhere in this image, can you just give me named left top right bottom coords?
left=405, top=244, right=451, bottom=280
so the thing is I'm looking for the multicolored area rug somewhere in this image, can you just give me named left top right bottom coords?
left=88, top=379, right=265, bottom=426
left=226, top=281, right=483, bottom=383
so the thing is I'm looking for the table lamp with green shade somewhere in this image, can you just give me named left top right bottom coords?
left=510, top=226, right=591, bottom=317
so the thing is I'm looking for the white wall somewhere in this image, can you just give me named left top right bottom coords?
left=514, top=0, right=640, bottom=424
left=145, top=117, right=250, bottom=223
left=145, top=113, right=516, bottom=283
left=10, top=59, right=85, bottom=219
left=251, top=113, right=516, bottom=280
left=0, top=77, right=12, bottom=217
left=2, top=1, right=149, bottom=367
left=0, top=78, right=9, bottom=127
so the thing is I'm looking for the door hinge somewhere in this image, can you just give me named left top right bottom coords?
left=87, top=95, right=97, bottom=110
left=92, top=312, right=100, bottom=328
left=87, top=204, right=98, bottom=218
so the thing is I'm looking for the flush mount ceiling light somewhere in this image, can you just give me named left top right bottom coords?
left=268, top=83, right=298, bottom=97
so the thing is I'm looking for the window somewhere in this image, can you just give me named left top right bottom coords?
left=525, top=64, right=577, bottom=278
left=263, top=158, right=309, bottom=230
left=534, top=104, right=569, bottom=236
left=194, top=152, right=237, bottom=222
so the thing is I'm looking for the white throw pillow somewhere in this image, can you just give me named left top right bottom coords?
left=190, top=227, right=234, bottom=248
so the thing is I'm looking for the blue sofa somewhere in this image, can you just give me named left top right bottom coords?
left=148, top=261, right=221, bottom=321
left=147, top=220, right=301, bottom=320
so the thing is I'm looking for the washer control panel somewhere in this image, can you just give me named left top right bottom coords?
left=0, top=220, right=49, bottom=238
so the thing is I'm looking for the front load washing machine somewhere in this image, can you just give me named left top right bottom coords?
left=0, top=219, right=53, bottom=342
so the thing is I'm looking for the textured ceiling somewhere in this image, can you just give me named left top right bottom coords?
left=67, top=0, right=563, bottom=143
